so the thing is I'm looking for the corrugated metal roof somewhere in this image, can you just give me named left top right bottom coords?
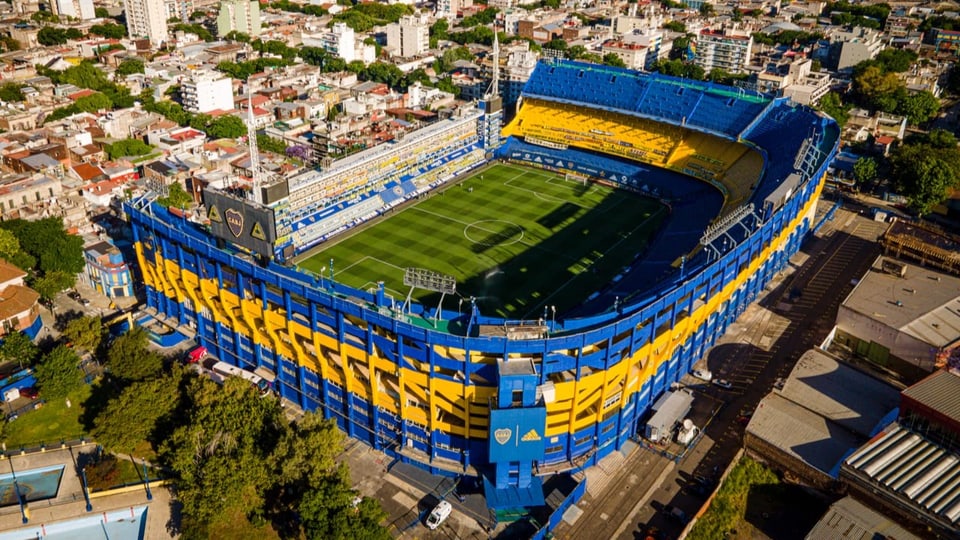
left=805, top=496, right=920, bottom=540
left=845, top=423, right=960, bottom=527
left=901, top=370, right=960, bottom=424
left=747, top=393, right=860, bottom=477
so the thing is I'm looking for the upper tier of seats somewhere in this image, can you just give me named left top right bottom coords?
left=523, top=60, right=771, bottom=139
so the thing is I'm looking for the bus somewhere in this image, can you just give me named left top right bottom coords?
left=201, top=358, right=274, bottom=398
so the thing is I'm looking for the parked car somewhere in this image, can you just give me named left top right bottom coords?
left=662, top=504, right=688, bottom=524
left=80, top=298, right=91, bottom=307
left=426, top=500, right=452, bottom=530
left=67, top=291, right=82, bottom=301
left=19, top=387, right=38, bottom=400
left=692, top=369, right=712, bottom=382
left=713, top=379, right=733, bottom=390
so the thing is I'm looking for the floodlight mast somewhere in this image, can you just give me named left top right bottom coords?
left=403, top=268, right=457, bottom=327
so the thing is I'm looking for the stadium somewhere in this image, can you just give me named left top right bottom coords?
left=124, top=60, right=839, bottom=521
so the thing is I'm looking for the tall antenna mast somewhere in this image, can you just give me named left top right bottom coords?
left=246, top=85, right=263, bottom=205
left=486, top=26, right=499, bottom=98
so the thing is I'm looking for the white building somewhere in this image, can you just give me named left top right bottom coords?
left=55, top=0, right=95, bottom=20
left=435, top=0, right=472, bottom=20
left=386, top=13, right=430, bottom=58
left=217, top=0, right=260, bottom=38
left=316, top=22, right=357, bottom=63
left=613, top=3, right=662, bottom=35
left=123, top=0, right=168, bottom=47
left=622, top=29, right=665, bottom=70
left=828, top=26, right=884, bottom=72
left=181, top=71, right=234, bottom=113
left=755, top=58, right=832, bottom=106
left=601, top=40, right=648, bottom=70
left=695, top=28, right=753, bottom=74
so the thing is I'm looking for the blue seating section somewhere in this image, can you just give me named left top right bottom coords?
left=742, top=100, right=824, bottom=200
left=523, top=60, right=770, bottom=138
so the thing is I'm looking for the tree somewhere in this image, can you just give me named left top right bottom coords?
left=544, top=38, right=567, bottom=52
left=663, top=21, right=685, bottom=32
left=225, top=31, right=250, bottom=43
left=206, top=115, right=246, bottom=139
left=0, top=36, right=21, bottom=52
left=300, top=477, right=390, bottom=540
left=35, top=345, right=83, bottom=399
left=158, top=182, right=193, bottom=209
left=602, top=53, right=627, bottom=68
left=94, top=6, right=110, bottom=17
left=38, top=27, right=69, bottom=46
left=89, top=23, right=126, bottom=39
left=62, top=316, right=103, bottom=353
left=257, top=134, right=287, bottom=154
left=874, top=48, right=917, bottom=73
left=853, top=64, right=902, bottom=113
left=852, top=157, right=877, bottom=188
left=31, top=10, right=59, bottom=23
left=106, top=138, right=153, bottom=160
left=92, top=372, right=183, bottom=453
left=30, top=270, right=75, bottom=300
left=271, top=412, right=390, bottom=540
left=107, top=326, right=164, bottom=383
left=74, top=92, right=113, bottom=113
left=818, top=92, right=850, bottom=128
left=116, top=58, right=145, bottom=76
left=0, top=331, right=39, bottom=369
left=0, top=82, right=24, bottom=102
left=889, top=138, right=960, bottom=216
left=0, top=218, right=84, bottom=276
left=567, top=45, right=588, bottom=60
left=0, top=229, right=23, bottom=263
left=162, top=377, right=286, bottom=537
left=897, top=90, right=939, bottom=126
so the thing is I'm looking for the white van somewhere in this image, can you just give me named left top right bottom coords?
left=426, top=500, right=452, bottom=530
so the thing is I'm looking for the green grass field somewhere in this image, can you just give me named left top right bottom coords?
left=298, top=164, right=667, bottom=318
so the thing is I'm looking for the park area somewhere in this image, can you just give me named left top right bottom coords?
left=299, top=164, right=667, bottom=318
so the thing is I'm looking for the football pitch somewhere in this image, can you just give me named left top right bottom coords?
left=298, top=164, right=667, bottom=319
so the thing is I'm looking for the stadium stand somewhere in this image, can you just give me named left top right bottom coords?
left=124, top=60, right=839, bottom=533
left=522, top=61, right=768, bottom=138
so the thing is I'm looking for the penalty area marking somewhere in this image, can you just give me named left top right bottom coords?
left=463, top=220, right=524, bottom=247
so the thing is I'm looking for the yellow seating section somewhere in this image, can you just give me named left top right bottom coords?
left=504, top=99, right=764, bottom=209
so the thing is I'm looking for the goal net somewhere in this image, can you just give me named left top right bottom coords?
left=565, top=171, right=589, bottom=185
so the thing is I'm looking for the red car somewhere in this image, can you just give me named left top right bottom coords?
left=19, top=387, right=38, bottom=400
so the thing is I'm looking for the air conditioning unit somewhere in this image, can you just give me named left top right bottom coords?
left=880, top=258, right=907, bottom=278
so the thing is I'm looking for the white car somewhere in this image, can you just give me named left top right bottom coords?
left=713, top=379, right=733, bottom=390
left=426, top=500, right=452, bottom=530
left=692, top=369, right=713, bottom=382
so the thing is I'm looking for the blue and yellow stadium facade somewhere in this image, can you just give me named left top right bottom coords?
left=125, top=61, right=839, bottom=506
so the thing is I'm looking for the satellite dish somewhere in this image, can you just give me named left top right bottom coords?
left=683, top=419, right=694, bottom=430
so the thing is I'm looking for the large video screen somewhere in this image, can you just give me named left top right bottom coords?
left=203, top=188, right=277, bottom=256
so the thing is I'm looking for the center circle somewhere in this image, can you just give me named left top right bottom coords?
left=464, top=220, right=524, bottom=247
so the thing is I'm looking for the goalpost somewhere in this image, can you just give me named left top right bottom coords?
left=565, top=171, right=589, bottom=185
